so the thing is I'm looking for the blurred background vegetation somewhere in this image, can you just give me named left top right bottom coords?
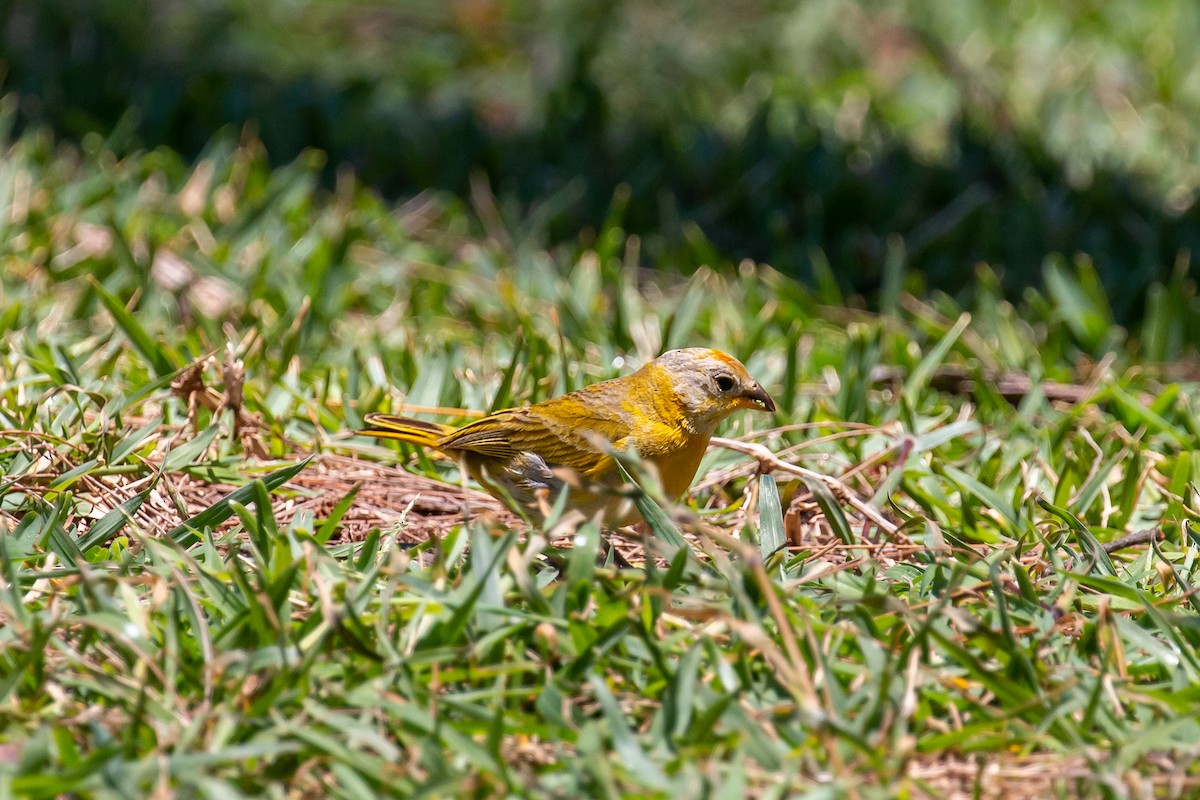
left=5, top=0, right=1200, bottom=320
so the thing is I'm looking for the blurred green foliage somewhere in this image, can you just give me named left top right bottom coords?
left=5, top=118, right=1200, bottom=794
left=5, top=0, right=1200, bottom=313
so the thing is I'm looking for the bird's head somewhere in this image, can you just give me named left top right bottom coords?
left=647, top=348, right=776, bottom=430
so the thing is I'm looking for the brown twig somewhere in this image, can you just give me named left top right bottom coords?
left=1101, top=529, right=1162, bottom=553
left=709, top=436, right=898, bottom=536
left=869, top=365, right=1096, bottom=405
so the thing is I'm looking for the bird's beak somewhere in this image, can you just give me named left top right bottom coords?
left=741, top=383, right=776, bottom=412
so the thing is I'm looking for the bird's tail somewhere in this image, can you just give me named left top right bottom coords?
left=360, top=413, right=454, bottom=449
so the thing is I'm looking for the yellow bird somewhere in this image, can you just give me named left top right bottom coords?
left=361, top=348, right=775, bottom=525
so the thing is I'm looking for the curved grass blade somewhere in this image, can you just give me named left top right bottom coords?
left=802, top=476, right=854, bottom=545
left=87, top=276, right=176, bottom=376
left=76, top=490, right=151, bottom=552
left=616, top=460, right=688, bottom=551
left=315, top=483, right=360, bottom=545
left=1036, top=496, right=1117, bottom=577
left=758, top=473, right=786, bottom=561
left=904, top=312, right=970, bottom=399
left=165, top=457, right=312, bottom=547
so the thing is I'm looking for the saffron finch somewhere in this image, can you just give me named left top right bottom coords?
left=361, top=348, right=775, bottom=525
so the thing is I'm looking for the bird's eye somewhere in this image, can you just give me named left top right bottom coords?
left=714, top=375, right=736, bottom=392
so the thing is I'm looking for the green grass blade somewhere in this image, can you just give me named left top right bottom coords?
left=87, top=276, right=176, bottom=376
left=164, top=458, right=312, bottom=546
left=77, top=490, right=150, bottom=552
left=758, top=473, right=786, bottom=560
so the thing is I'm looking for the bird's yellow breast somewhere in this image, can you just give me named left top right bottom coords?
left=639, top=428, right=712, bottom=500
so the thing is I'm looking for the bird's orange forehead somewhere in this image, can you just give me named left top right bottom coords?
left=709, top=350, right=745, bottom=370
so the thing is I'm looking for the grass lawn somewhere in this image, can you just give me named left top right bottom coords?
left=2, top=124, right=1200, bottom=798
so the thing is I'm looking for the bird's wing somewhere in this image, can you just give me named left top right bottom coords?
left=442, top=394, right=632, bottom=477
left=437, top=415, right=519, bottom=460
